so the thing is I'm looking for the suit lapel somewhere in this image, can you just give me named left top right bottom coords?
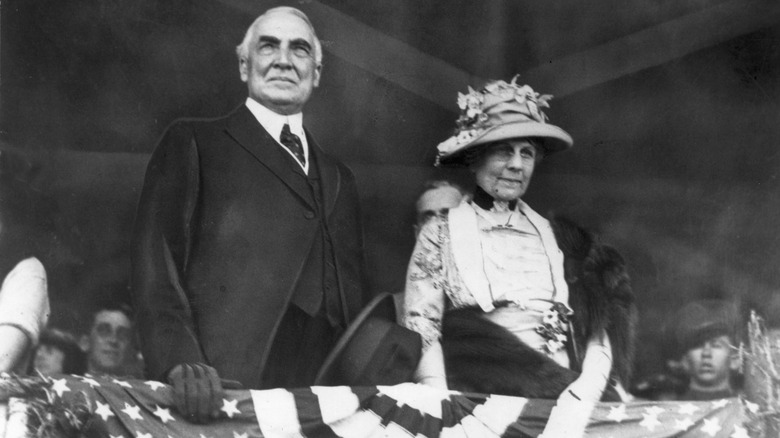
left=224, top=105, right=314, bottom=209
left=307, top=131, right=341, bottom=217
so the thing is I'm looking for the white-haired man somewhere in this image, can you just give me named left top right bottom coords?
left=132, top=6, right=367, bottom=423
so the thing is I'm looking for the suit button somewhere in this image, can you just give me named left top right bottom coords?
left=304, top=210, right=316, bottom=219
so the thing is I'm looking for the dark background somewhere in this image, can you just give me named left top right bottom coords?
left=1, top=0, right=778, bottom=382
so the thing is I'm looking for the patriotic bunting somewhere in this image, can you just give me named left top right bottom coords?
left=0, top=375, right=753, bottom=437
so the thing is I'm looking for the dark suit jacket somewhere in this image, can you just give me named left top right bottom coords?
left=131, top=105, right=367, bottom=389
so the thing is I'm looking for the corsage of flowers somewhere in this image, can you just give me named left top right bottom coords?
left=536, top=301, right=573, bottom=354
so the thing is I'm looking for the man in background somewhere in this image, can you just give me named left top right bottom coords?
left=79, top=305, right=137, bottom=377
left=413, top=180, right=467, bottom=235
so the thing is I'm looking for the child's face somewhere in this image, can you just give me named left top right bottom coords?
left=681, top=335, right=735, bottom=388
left=33, top=344, right=66, bottom=375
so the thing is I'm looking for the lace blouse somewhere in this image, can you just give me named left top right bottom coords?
left=402, top=200, right=571, bottom=364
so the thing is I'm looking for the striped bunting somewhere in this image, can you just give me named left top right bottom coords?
left=8, top=375, right=750, bottom=438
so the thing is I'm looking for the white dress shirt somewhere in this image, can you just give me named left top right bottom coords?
left=245, top=97, right=310, bottom=174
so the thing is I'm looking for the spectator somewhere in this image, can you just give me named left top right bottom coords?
left=79, top=304, right=136, bottom=377
left=31, top=327, right=86, bottom=375
left=413, top=180, right=467, bottom=235
left=668, top=299, right=741, bottom=401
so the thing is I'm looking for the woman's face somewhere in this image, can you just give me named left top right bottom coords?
left=472, top=139, right=540, bottom=202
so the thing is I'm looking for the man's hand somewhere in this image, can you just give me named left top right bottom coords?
left=167, top=363, right=225, bottom=423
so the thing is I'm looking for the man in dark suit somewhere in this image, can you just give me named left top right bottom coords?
left=131, top=6, right=367, bottom=423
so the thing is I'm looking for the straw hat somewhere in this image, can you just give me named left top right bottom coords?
left=436, top=76, right=573, bottom=167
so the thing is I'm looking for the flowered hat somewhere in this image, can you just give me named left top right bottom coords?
left=436, top=76, right=573, bottom=167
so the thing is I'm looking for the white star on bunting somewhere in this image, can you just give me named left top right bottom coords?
left=233, top=432, right=249, bottom=438
left=712, top=399, right=729, bottom=409
left=639, top=413, right=661, bottom=432
left=674, top=418, right=695, bottom=431
left=221, top=398, right=241, bottom=418
left=122, top=403, right=143, bottom=421
left=79, top=376, right=101, bottom=387
left=135, top=432, right=152, bottom=438
left=606, top=404, right=628, bottom=423
left=153, top=405, right=175, bottom=424
left=678, top=403, right=699, bottom=415
left=701, top=418, right=722, bottom=437
left=645, top=405, right=665, bottom=416
left=95, top=401, right=116, bottom=421
left=730, top=424, right=750, bottom=438
left=51, top=378, right=71, bottom=397
left=113, top=378, right=132, bottom=388
left=109, top=435, right=124, bottom=438
left=744, top=401, right=759, bottom=414
left=145, top=381, right=167, bottom=391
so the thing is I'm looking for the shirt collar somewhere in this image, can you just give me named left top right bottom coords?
left=245, top=98, right=305, bottom=142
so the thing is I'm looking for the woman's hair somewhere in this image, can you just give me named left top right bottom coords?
left=460, top=137, right=546, bottom=168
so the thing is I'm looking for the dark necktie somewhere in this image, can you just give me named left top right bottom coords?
left=280, top=123, right=306, bottom=167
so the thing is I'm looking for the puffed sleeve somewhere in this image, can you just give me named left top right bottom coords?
left=131, top=122, right=205, bottom=381
left=402, top=216, right=449, bottom=351
left=0, top=257, right=49, bottom=344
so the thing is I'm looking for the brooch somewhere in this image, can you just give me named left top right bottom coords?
left=536, top=302, right=573, bottom=354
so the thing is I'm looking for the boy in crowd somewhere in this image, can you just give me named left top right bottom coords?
left=667, top=299, right=741, bottom=401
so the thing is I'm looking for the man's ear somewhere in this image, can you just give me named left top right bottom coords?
left=78, top=335, right=90, bottom=353
left=313, top=63, right=322, bottom=88
left=239, top=57, right=249, bottom=82
left=729, top=346, right=742, bottom=372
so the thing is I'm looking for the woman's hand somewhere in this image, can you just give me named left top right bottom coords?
left=540, top=332, right=613, bottom=438
left=566, top=331, right=613, bottom=402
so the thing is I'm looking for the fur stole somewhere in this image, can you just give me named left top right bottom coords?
left=441, top=217, right=636, bottom=400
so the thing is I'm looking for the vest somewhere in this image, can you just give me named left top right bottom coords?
left=283, top=143, right=344, bottom=327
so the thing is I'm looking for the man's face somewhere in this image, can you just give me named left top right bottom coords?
left=681, top=335, right=735, bottom=389
left=33, top=344, right=66, bottom=375
left=239, top=12, right=321, bottom=115
left=415, top=185, right=463, bottom=228
left=85, top=310, right=133, bottom=374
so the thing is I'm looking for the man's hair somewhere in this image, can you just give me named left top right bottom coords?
left=414, top=180, right=468, bottom=227
left=415, top=180, right=466, bottom=211
left=89, top=303, right=135, bottom=329
left=235, top=7, right=323, bottom=64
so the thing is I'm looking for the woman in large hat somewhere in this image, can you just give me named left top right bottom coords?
left=401, top=78, right=636, bottom=406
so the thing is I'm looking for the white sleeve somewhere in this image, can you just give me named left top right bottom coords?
left=0, top=257, right=50, bottom=345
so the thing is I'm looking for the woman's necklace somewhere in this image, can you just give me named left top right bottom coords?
left=496, top=210, right=514, bottom=229
left=492, top=200, right=515, bottom=229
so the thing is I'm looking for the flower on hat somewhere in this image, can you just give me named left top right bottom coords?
left=452, top=76, right=552, bottom=141
left=436, top=75, right=573, bottom=167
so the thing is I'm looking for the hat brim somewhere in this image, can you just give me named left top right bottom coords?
left=314, top=292, right=397, bottom=385
left=437, top=121, right=573, bottom=167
